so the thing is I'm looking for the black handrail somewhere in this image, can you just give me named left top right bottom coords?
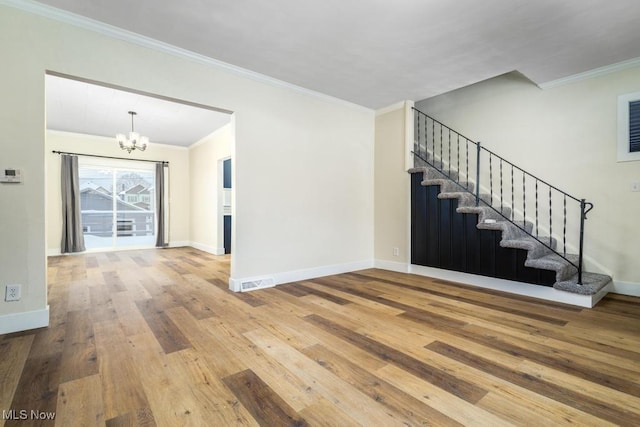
left=411, top=107, right=592, bottom=285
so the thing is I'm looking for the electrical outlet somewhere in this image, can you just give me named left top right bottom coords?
left=631, top=182, right=640, bottom=192
left=5, top=284, right=21, bottom=302
left=393, top=247, right=400, bottom=257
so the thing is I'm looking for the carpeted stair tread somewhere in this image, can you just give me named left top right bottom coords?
left=421, top=178, right=450, bottom=187
left=413, top=152, right=433, bottom=165
left=554, top=272, right=612, bottom=295
left=531, top=235, right=557, bottom=249
left=511, top=220, right=534, bottom=234
left=502, top=234, right=557, bottom=249
left=454, top=182, right=475, bottom=192
left=439, top=180, right=474, bottom=194
left=477, top=219, right=512, bottom=231
left=525, top=253, right=579, bottom=282
left=410, top=166, right=461, bottom=183
left=501, top=236, right=554, bottom=259
left=439, top=191, right=471, bottom=200
left=453, top=192, right=502, bottom=208
left=528, top=252, right=579, bottom=265
left=477, top=219, right=530, bottom=241
left=408, top=166, right=426, bottom=172
left=456, top=204, right=510, bottom=222
left=431, top=169, right=459, bottom=181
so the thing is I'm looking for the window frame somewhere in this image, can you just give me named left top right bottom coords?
left=78, top=157, right=156, bottom=250
left=617, top=90, right=640, bottom=162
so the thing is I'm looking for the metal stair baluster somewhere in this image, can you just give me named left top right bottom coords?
left=549, top=186, right=553, bottom=248
left=535, top=179, right=539, bottom=238
left=563, top=195, right=567, bottom=256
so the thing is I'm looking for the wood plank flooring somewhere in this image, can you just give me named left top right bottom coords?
left=1, top=247, right=640, bottom=426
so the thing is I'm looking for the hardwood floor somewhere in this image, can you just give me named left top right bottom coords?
left=1, top=247, right=639, bottom=426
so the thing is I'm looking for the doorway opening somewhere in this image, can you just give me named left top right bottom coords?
left=45, top=71, right=235, bottom=260
left=221, top=157, right=232, bottom=254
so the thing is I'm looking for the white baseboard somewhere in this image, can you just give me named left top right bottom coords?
left=48, top=241, right=191, bottom=256
left=409, top=265, right=609, bottom=308
left=611, top=280, right=640, bottom=297
left=0, top=306, right=50, bottom=335
left=229, top=259, right=374, bottom=292
left=374, top=259, right=410, bottom=273
left=190, top=242, right=225, bottom=255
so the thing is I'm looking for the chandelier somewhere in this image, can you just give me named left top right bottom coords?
left=117, top=111, right=149, bottom=153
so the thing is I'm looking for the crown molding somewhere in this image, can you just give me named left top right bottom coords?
left=375, top=101, right=406, bottom=117
left=1, top=0, right=373, bottom=114
left=538, top=56, right=640, bottom=90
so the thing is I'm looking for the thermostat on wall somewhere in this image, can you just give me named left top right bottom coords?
left=0, top=168, right=23, bottom=183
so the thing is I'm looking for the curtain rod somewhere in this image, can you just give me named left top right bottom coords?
left=52, top=150, right=169, bottom=165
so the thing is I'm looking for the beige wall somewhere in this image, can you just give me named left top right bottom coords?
left=374, top=106, right=409, bottom=265
left=0, top=6, right=374, bottom=331
left=189, top=123, right=233, bottom=254
left=416, top=70, right=640, bottom=289
left=45, top=131, right=190, bottom=254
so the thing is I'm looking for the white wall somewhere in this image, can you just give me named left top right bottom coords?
left=45, top=131, right=190, bottom=254
left=416, top=70, right=640, bottom=292
left=0, top=5, right=374, bottom=333
left=189, top=123, right=233, bottom=254
left=374, top=105, right=409, bottom=269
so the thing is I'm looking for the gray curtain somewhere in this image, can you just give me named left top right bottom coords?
left=60, top=154, right=86, bottom=253
left=155, top=162, right=168, bottom=247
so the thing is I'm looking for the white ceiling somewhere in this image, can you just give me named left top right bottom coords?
left=33, top=0, right=640, bottom=110
left=46, top=74, right=232, bottom=147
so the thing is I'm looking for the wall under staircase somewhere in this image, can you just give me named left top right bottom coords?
left=411, top=173, right=556, bottom=286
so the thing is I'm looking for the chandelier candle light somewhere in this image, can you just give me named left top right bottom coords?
left=117, top=111, right=149, bottom=153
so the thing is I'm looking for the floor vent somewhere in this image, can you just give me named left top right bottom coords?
left=239, top=277, right=275, bottom=292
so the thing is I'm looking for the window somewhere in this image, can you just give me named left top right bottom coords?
left=629, top=100, right=640, bottom=153
left=617, top=91, right=640, bottom=162
left=79, top=158, right=156, bottom=250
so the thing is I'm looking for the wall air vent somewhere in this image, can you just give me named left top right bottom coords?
left=240, top=277, right=275, bottom=292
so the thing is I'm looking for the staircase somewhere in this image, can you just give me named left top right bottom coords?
left=410, top=108, right=611, bottom=297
